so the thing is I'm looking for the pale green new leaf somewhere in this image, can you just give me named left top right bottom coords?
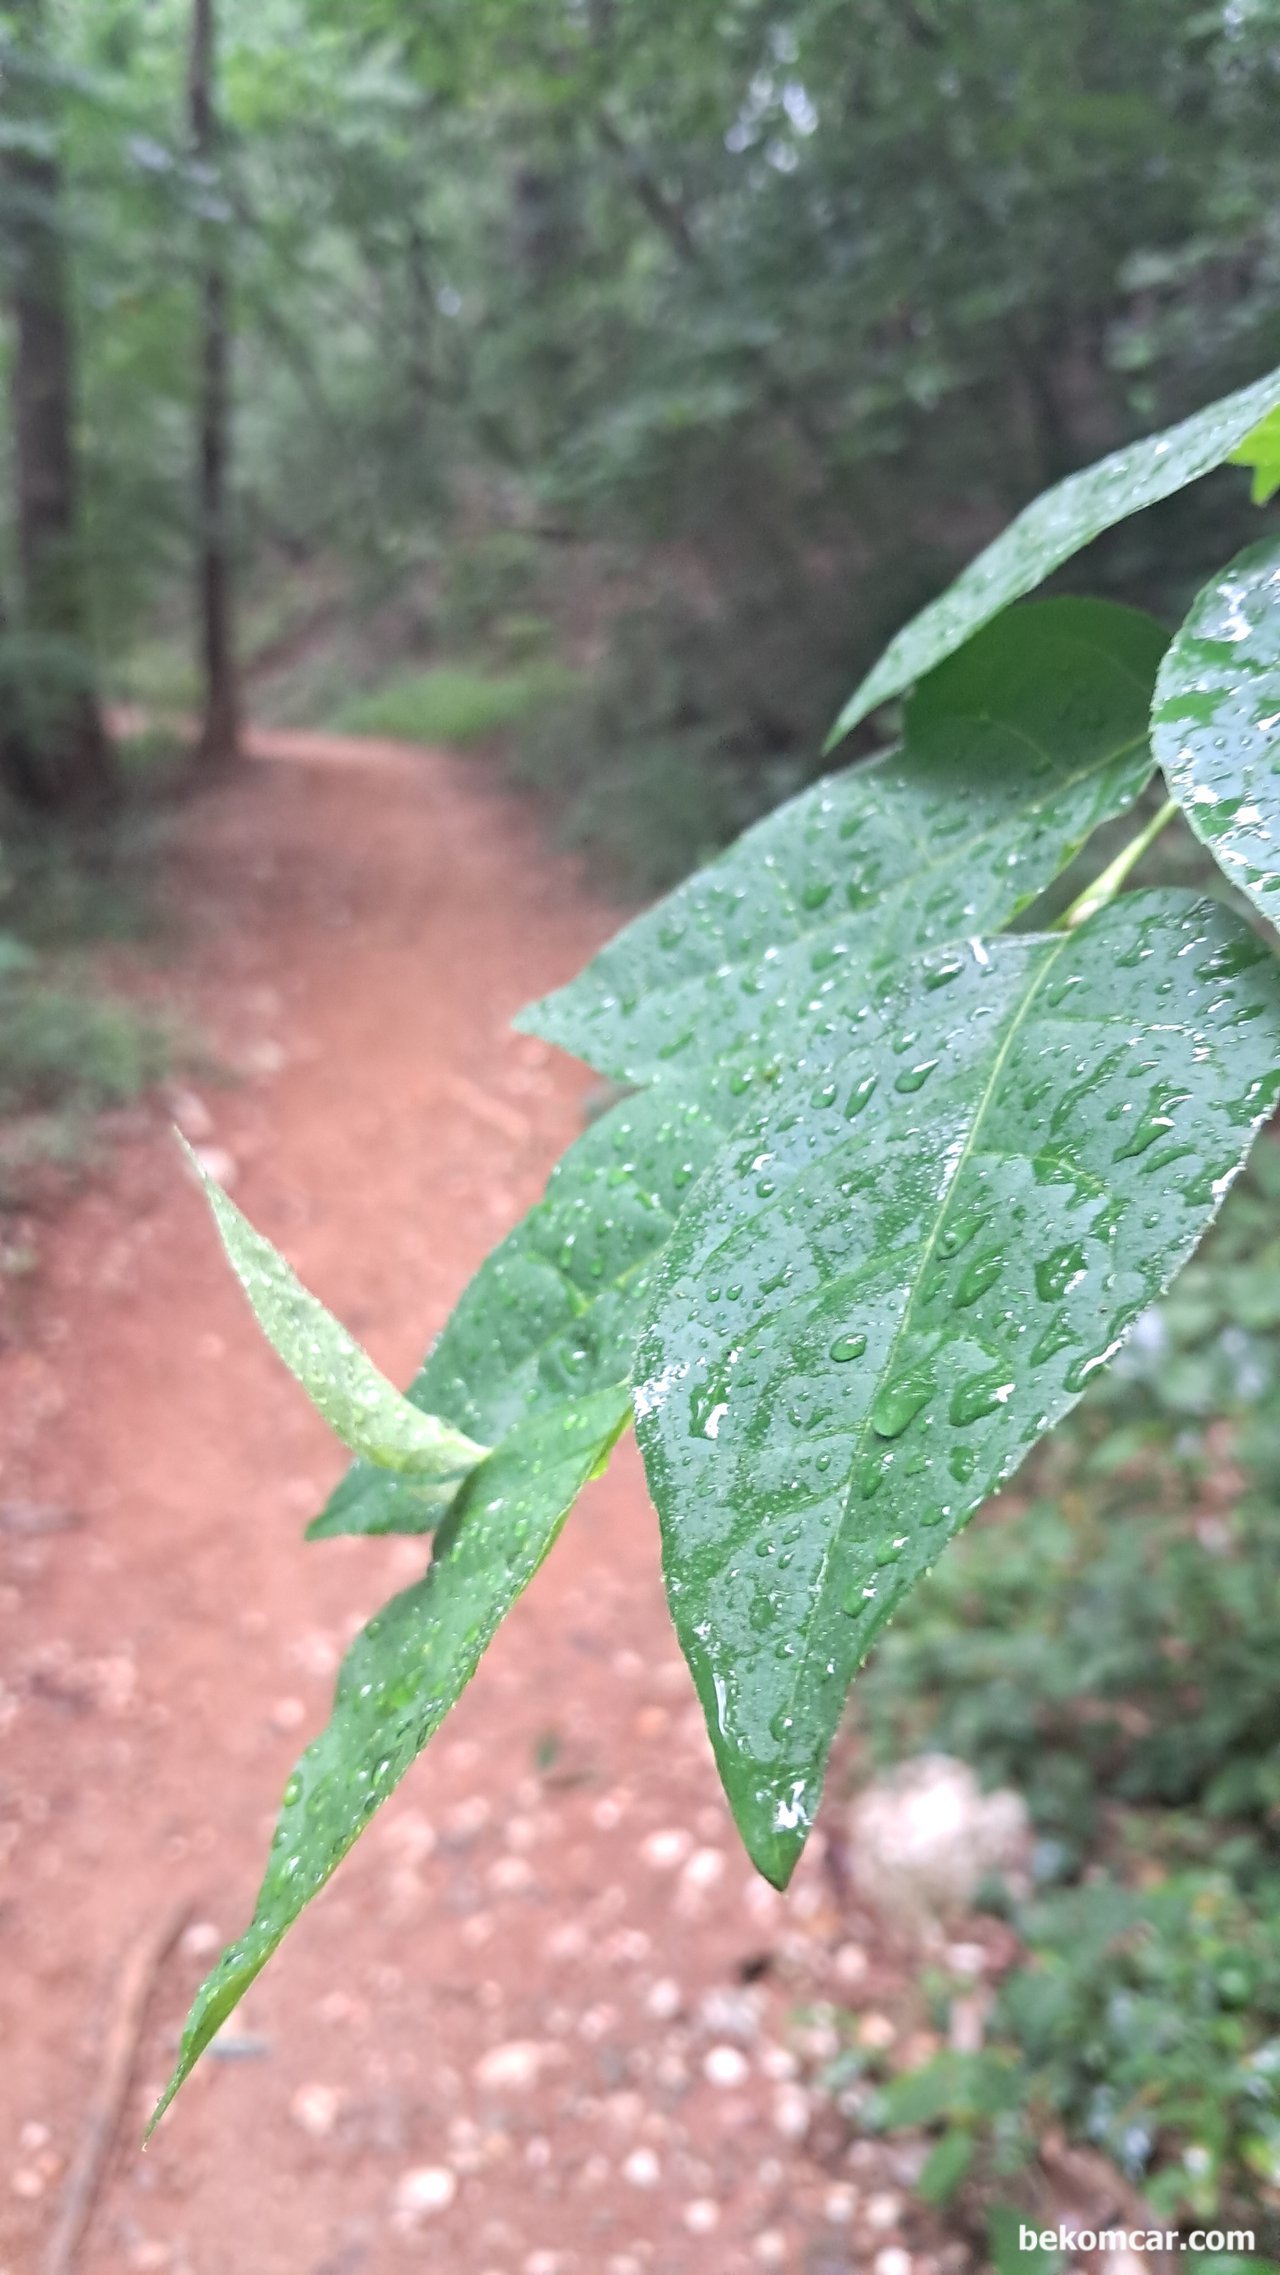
left=829, top=364, right=1280, bottom=746
left=1228, top=406, right=1280, bottom=507
left=634, top=896, right=1280, bottom=1887
left=1153, top=536, right=1280, bottom=925
left=151, top=1382, right=631, bottom=2128
left=521, top=601, right=1167, bottom=1087
left=311, top=1077, right=749, bottom=1537
left=184, top=1137, right=488, bottom=1483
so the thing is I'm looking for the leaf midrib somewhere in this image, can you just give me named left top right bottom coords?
left=777, top=926, right=1072, bottom=1740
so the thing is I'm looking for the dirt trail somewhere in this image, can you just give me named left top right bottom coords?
left=0, top=736, right=920, bottom=2275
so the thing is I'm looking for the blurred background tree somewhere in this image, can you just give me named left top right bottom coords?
left=0, top=0, right=1277, bottom=859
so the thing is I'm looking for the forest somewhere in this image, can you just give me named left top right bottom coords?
left=2, top=3, right=1280, bottom=2273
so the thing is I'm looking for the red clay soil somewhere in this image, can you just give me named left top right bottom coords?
left=0, top=738, right=944, bottom=2275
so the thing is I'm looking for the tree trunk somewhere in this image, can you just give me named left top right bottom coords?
left=189, top=0, right=240, bottom=769
left=0, top=0, right=115, bottom=813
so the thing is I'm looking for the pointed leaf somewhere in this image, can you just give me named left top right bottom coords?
left=1153, top=535, right=1280, bottom=923
left=151, top=1382, right=631, bottom=2127
left=184, top=1139, right=489, bottom=1482
left=521, top=601, right=1167, bottom=1086
left=311, top=1078, right=747, bottom=1537
left=1228, top=405, right=1280, bottom=507
left=634, top=896, right=1280, bottom=1886
left=829, top=364, right=1280, bottom=745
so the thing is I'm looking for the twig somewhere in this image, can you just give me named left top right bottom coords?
left=44, top=1899, right=190, bottom=2275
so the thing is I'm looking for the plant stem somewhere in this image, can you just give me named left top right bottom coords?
left=1058, top=796, right=1179, bottom=932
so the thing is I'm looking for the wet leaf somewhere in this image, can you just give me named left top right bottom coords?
left=829, top=363, right=1280, bottom=745
left=633, top=896, right=1280, bottom=1886
left=311, top=1079, right=743, bottom=1536
left=1153, top=535, right=1280, bottom=925
left=521, top=601, right=1167, bottom=1086
left=185, top=1138, right=488, bottom=1483
left=151, top=1383, right=631, bottom=2128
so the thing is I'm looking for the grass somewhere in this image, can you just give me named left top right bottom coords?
left=327, top=661, right=577, bottom=748
left=0, top=980, right=173, bottom=1118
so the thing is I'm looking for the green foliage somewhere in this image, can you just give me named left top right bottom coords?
left=1230, top=412, right=1280, bottom=510
left=520, top=601, right=1168, bottom=1083
left=1155, top=535, right=1280, bottom=927
left=162, top=369, right=1280, bottom=2116
left=150, top=1382, right=631, bottom=2127
left=633, top=894, right=1280, bottom=1885
left=830, top=368, right=1280, bottom=743
left=867, top=1873, right=1280, bottom=2226
left=855, top=1160, right=1280, bottom=1869
left=0, top=975, right=170, bottom=1118
left=327, top=662, right=575, bottom=747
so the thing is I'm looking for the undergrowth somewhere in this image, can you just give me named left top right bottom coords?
left=845, top=1142, right=1280, bottom=2245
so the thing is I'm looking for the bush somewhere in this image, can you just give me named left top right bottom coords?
left=865, top=1873, right=1280, bottom=2232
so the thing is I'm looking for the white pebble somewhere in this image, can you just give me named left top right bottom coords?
left=703, top=2044, right=750, bottom=2089
left=859, top=2012, right=897, bottom=2051
left=289, top=2082, right=341, bottom=2138
left=645, top=1977, right=681, bottom=2021
left=641, top=1827, right=692, bottom=1870
left=946, top=1941, right=987, bottom=1977
left=391, top=2165, right=457, bottom=2228
left=834, top=1942, right=869, bottom=1985
left=682, top=1846, right=726, bottom=1889
left=622, top=2146, right=661, bottom=2188
left=684, top=2199, right=721, bottom=2234
left=488, top=1855, right=535, bottom=1894
left=544, top=1921, right=588, bottom=1962
left=448, top=1794, right=491, bottom=1839
left=11, top=2168, right=44, bottom=2200
left=824, top=2184, right=859, bottom=2224
left=867, top=2191, right=903, bottom=2231
left=271, top=1695, right=306, bottom=1732
left=876, top=2253, right=913, bottom=2275
left=755, top=2233, right=789, bottom=2267
left=475, top=2040, right=547, bottom=2092
left=771, top=2083, right=810, bottom=2140
left=180, top=1921, right=220, bottom=1961
left=17, top=2123, right=49, bottom=2153
left=759, top=2042, right=798, bottom=2080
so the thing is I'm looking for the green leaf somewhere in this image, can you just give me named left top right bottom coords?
left=917, top=2128, right=977, bottom=2206
left=1229, top=405, right=1280, bottom=507
left=310, top=1078, right=746, bottom=1537
left=989, top=2205, right=1064, bottom=2275
left=185, top=1141, right=489, bottom=1483
left=521, top=601, right=1167, bottom=1087
left=1153, top=535, right=1280, bottom=924
left=634, top=895, right=1280, bottom=1885
left=151, top=1382, right=630, bottom=2128
left=829, top=364, right=1280, bottom=746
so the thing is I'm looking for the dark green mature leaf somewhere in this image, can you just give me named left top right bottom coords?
left=521, top=601, right=1167, bottom=1087
left=312, top=1079, right=746, bottom=1537
left=829, top=365, right=1280, bottom=746
left=1153, top=536, right=1280, bottom=925
left=151, top=1383, right=630, bottom=2127
left=634, top=895, right=1280, bottom=1886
